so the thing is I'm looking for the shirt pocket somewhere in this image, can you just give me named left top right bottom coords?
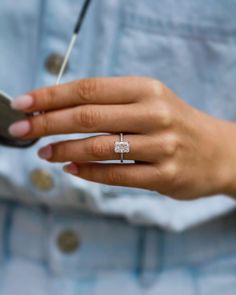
left=111, top=0, right=236, bottom=120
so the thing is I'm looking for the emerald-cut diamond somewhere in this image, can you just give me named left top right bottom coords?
left=114, top=141, right=130, bottom=153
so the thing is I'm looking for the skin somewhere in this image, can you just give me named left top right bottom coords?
left=9, top=76, right=236, bottom=200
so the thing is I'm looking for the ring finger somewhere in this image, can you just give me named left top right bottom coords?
left=38, top=134, right=160, bottom=163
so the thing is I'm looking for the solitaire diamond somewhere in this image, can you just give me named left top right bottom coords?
left=114, top=141, right=130, bottom=153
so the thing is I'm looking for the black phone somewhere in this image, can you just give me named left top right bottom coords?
left=0, top=0, right=91, bottom=149
left=0, top=91, right=38, bottom=148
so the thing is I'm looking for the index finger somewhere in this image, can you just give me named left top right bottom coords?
left=12, top=77, right=155, bottom=113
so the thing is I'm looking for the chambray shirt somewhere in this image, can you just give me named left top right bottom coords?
left=0, top=0, right=236, bottom=232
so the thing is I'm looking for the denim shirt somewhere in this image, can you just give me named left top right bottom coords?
left=0, top=0, right=236, bottom=232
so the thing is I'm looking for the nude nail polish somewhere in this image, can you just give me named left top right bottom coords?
left=11, top=95, right=33, bottom=110
left=8, top=120, right=31, bottom=137
left=38, top=145, right=53, bottom=160
left=63, top=163, right=79, bottom=174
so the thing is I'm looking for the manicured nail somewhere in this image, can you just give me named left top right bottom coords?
left=38, top=145, right=53, bottom=160
left=8, top=120, right=31, bottom=137
left=11, top=95, right=33, bottom=110
left=63, top=163, right=79, bottom=175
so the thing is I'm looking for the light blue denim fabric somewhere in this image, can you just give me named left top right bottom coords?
left=0, top=201, right=235, bottom=294
left=1, top=0, right=236, bottom=293
left=1, top=0, right=236, bottom=231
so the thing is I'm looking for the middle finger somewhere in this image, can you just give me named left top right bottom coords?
left=9, top=104, right=148, bottom=139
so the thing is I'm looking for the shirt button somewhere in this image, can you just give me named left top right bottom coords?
left=57, top=230, right=80, bottom=254
left=45, top=53, right=69, bottom=75
left=31, top=169, right=54, bottom=191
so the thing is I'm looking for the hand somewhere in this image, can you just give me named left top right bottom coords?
left=9, top=77, right=236, bottom=199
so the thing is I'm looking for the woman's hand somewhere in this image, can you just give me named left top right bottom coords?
left=9, top=77, right=236, bottom=199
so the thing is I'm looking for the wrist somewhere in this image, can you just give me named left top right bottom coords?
left=217, top=120, right=236, bottom=197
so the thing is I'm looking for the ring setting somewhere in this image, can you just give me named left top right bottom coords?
left=114, top=133, right=130, bottom=163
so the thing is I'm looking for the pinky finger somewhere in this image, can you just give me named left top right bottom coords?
left=63, top=162, right=155, bottom=189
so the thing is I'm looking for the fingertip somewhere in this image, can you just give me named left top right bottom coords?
left=11, top=95, right=34, bottom=111
left=63, top=163, right=79, bottom=175
left=8, top=120, right=31, bottom=137
left=38, top=145, right=53, bottom=160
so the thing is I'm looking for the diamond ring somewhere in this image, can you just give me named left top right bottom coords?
left=114, top=133, right=130, bottom=163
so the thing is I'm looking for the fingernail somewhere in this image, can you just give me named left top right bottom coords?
left=38, top=145, right=53, bottom=160
left=8, top=120, right=31, bottom=137
left=11, top=95, right=33, bottom=110
left=63, top=163, right=79, bottom=175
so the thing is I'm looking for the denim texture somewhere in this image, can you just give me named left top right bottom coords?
left=0, top=0, right=236, bottom=231
left=0, top=1, right=236, bottom=293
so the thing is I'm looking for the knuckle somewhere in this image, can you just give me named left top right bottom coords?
left=76, top=79, right=98, bottom=103
left=152, top=163, right=183, bottom=197
left=148, top=79, right=166, bottom=97
left=38, top=114, right=51, bottom=135
left=75, top=106, right=101, bottom=129
left=161, top=163, right=179, bottom=184
left=53, top=143, right=68, bottom=161
left=156, top=107, right=173, bottom=128
left=107, top=169, right=123, bottom=185
left=89, top=139, right=110, bottom=159
left=39, top=87, right=57, bottom=109
left=160, top=134, right=179, bottom=157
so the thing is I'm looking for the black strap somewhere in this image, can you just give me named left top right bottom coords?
left=74, top=0, right=92, bottom=34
